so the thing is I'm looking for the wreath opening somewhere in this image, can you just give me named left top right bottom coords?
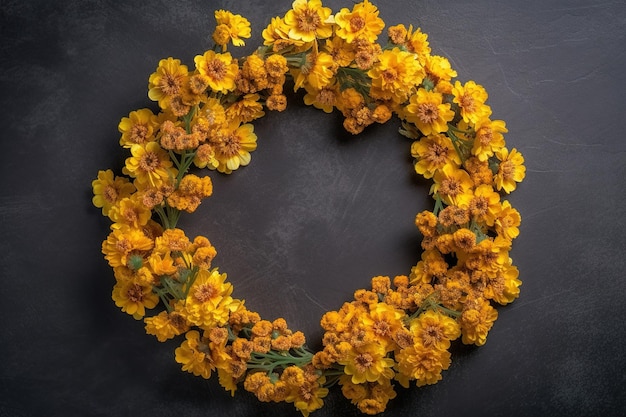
left=92, top=1, right=526, bottom=415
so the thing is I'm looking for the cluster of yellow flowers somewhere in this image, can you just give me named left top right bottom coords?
left=91, top=1, right=525, bottom=415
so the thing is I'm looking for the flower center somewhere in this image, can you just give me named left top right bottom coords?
left=422, top=325, right=443, bottom=347
left=350, top=16, right=365, bottom=32
left=127, top=283, right=144, bottom=303
left=194, top=284, right=217, bottom=303
left=417, top=102, right=439, bottom=124
left=354, top=353, right=374, bottom=373
left=159, top=73, right=182, bottom=96
left=130, top=124, right=149, bottom=144
left=207, top=58, right=227, bottom=81
left=460, top=94, right=476, bottom=112
left=139, top=151, right=160, bottom=172
left=382, top=68, right=398, bottom=83
left=103, top=185, right=118, bottom=203
left=477, top=128, right=493, bottom=146
left=500, top=160, right=514, bottom=179
left=425, top=143, right=448, bottom=165
left=470, top=196, right=489, bottom=217
left=219, top=133, right=242, bottom=157
left=440, top=177, right=462, bottom=196
left=297, top=9, right=321, bottom=32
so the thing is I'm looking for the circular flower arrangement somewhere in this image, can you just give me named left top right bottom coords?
left=92, top=1, right=526, bottom=415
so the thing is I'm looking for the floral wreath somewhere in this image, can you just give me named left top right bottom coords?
left=92, top=1, right=525, bottom=415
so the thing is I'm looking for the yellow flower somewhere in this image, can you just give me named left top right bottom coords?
left=213, top=10, right=251, bottom=49
left=409, top=249, right=448, bottom=284
left=107, top=194, right=152, bottom=229
left=194, top=50, right=239, bottom=94
left=468, top=184, right=501, bottom=226
left=339, top=342, right=395, bottom=384
left=452, top=80, right=492, bottom=125
left=174, top=330, right=216, bottom=378
left=406, top=25, right=431, bottom=62
left=361, top=302, right=406, bottom=349
left=284, top=0, right=333, bottom=43
left=144, top=307, right=189, bottom=342
left=394, top=341, right=451, bottom=387
left=411, top=133, right=461, bottom=179
left=410, top=310, right=461, bottom=350
left=262, top=16, right=306, bottom=50
left=123, top=141, right=176, bottom=188
left=459, top=297, right=498, bottom=346
left=118, top=108, right=159, bottom=148
left=148, top=57, right=189, bottom=109
left=213, top=122, right=258, bottom=174
left=404, top=88, right=455, bottom=136
left=102, top=226, right=154, bottom=268
left=225, top=93, right=265, bottom=124
left=471, top=118, right=507, bottom=162
left=490, top=263, right=522, bottom=305
left=494, top=147, right=526, bottom=193
left=287, top=377, right=329, bottom=417
left=292, top=51, right=336, bottom=91
left=431, top=164, right=474, bottom=206
left=494, top=200, right=521, bottom=241
left=182, top=269, right=239, bottom=328
left=112, top=279, right=158, bottom=319
left=303, top=81, right=339, bottom=113
left=323, top=36, right=355, bottom=67
left=334, top=0, right=385, bottom=44
left=368, top=47, right=425, bottom=103
left=92, top=169, right=136, bottom=216
left=425, top=55, right=457, bottom=86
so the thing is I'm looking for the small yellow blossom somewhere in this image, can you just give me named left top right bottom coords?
left=471, top=118, right=507, bottom=161
left=368, top=48, right=425, bottom=103
left=212, top=122, right=258, bottom=174
left=118, top=108, right=160, bottom=148
left=410, top=310, right=461, bottom=350
left=148, top=57, right=189, bottom=109
left=494, top=147, right=526, bottom=193
left=339, top=343, right=395, bottom=384
left=123, top=141, right=176, bottom=188
left=452, top=80, right=492, bottom=125
left=284, top=0, right=333, bottom=43
left=213, top=10, right=251, bottom=49
left=194, top=50, right=239, bottom=94
left=411, top=133, right=461, bottom=179
left=334, top=0, right=385, bottom=44
left=459, top=297, right=498, bottom=346
left=92, top=169, right=136, bottom=216
left=112, top=280, right=158, bottom=319
left=431, top=164, right=474, bottom=207
left=405, top=88, right=455, bottom=136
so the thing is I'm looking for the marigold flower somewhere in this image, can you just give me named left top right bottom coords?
left=182, top=269, right=238, bottom=328
left=406, top=25, right=431, bottom=62
left=112, top=280, right=158, bottom=319
left=144, top=308, right=189, bottom=342
left=123, top=141, right=176, bottom=188
left=410, top=310, right=461, bottom=350
left=92, top=169, right=136, bottom=216
left=148, top=57, right=189, bottom=109
left=368, top=48, right=425, bottom=103
left=102, top=226, right=154, bottom=268
left=395, top=341, right=451, bottom=387
left=424, top=55, right=457, bottom=85
left=494, top=200, right=521, bottom=241
left=409, top=249, right=448, bottom=284
left=339, top=342, right=395, bottom=385
left=194, top=50, right=239, bottom=94
left=226, top=93, right=265, bottom=124
left=452, top=80, right=492, bottom=125
left=494, top=147, right=526, bottom=193
left=284, top=0, right=333, bottom=43
left=469, top=184, right=501, bottom=226
left=292, top=51, right=336, bottom=91
left=431, top=164, right=474, bottom=206
left=107, top=194, right=152, bottom=229
left=411, top=133, right=461, bottom=179
left=118, top=108, right=159, bottom=148
left=213, top=10, right=251, bottom=49
left=472, top=118, right=507, bottom=161
left=174, top=330, right=216, bottom=378
left=459, top=297, right=498, bottom=346
left=334, top=0, right=385, bottom=44
left=212, top=122, right=257, bottom=174
left=404, top=88, right=455, bottom=136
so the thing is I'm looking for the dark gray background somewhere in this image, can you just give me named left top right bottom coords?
left=1, top=0, right=625, bottom=416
